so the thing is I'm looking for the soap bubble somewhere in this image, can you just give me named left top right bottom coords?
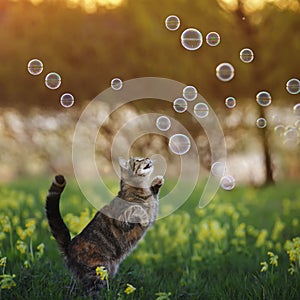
left=293, top=103, right=300, bottom=116
left=295, top=119, right=300, bottom=129
left=274, top=124, right=285, bottom=137
left=173, top=98, right=188, bottom=113
left=111, top=78, right=123, bottom=90
left=60, top=93, right=74, bottom=108
left=165, top=15, right=180, bottom=31
left=256, top=117, right=267, bottom=128
left=216, top=63, right=235, bottom=82
left=220, top=175, right=235, bottom=191
left=183, top=85, right=197, bottom=101
left=169, top=134, right=191, bottom=155
left=240, top=48, right=254, bottom=63
left=194, top=102, right=209, bottom=118
left=284, top=127, right=298, bottom=139
left=156, top=116, right=171, bottom=131
left=181, top=28, right=203, bottom=51
left=225, top=97, right=236, bottom=108
left=45, top=72, right=61, bottom=90
left=27, top=59, right=43, bottom=75
left=206, top=32, right=220, bottom=47
left=211, top=162, right=226, bottom=177
left=286, top=78, right=300, bottom=95
left=256, top=91, right=272, bottom=107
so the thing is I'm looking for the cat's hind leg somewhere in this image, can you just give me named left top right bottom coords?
left=150, top=176, right=164, bottom=195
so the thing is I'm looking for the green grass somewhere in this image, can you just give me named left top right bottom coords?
left=0, top=178, right=300, bottom=299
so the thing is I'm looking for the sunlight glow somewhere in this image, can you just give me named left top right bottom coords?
left=31, top=0, right=124, bottom=12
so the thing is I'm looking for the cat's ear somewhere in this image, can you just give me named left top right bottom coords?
left=119, top=157, right=129, bottom=170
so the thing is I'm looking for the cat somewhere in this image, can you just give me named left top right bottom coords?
left=45, top=156, right=164, bottom=295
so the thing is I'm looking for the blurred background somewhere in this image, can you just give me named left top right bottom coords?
left=0, top=0, right=299, bottom=185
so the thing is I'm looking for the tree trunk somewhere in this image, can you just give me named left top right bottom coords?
left=234, top=0, right=275, bottom=184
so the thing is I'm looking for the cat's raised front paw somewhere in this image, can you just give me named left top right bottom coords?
left=151, top=176, right=164, bottom=187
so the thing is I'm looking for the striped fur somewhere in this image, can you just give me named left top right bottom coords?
left=45, top=157, right=164, bottom=295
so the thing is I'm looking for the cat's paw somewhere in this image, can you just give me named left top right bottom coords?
left=120, top=205, right=149, bottom=227
left=151, top=176, right=164, bottom=188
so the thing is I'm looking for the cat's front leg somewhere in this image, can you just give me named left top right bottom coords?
left=150, top=176, right=164, bottom=196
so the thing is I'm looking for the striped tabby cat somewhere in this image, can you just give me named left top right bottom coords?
left=45, top=157, right=164, bottom=295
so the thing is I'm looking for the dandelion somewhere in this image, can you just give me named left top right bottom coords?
left=260, top=261, right=268, bottom=272
left=267, top=251, right=278, bottom=267
left=124, top=283, right=136, bottom=295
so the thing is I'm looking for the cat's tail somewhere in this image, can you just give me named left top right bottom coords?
left=45, top=175, right=71, bottom=256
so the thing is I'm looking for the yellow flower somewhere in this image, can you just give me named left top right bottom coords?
left=260, top=261, right=268, bottom=272
left=25, top=219, right=36, bottom=237
left=155, top=292, right=172, bottom=300
left=95, top=266, right=108, bottom=281
left=24, top=260, right=31, bottom=269
left=288, top=265, right=295, bottom=275
left=255, top=229, right=268, bottom=248
left=0, top=274, right=16, bottom=289
left=271, top=219, right=285, bottom=241
left=16, top=240, right=27, bottom=255
left=267, top=251, right=278, bottom=267
left=0, top=257, right=6, bottom=267
left=36, top=243, right=45, bottom=258
left=16, top=227, right=27, bottom=240
left=124, top=283, right=136, bottom=295
left=0, top=216, right=11, bottom=233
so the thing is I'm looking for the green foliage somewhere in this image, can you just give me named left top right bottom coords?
left=0, top=178, right=300, bottom=299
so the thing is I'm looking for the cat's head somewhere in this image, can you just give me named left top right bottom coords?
left=119, top=156, right=153, bottom=186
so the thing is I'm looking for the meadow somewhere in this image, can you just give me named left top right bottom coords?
left=0, top=178, right=300, bottom=299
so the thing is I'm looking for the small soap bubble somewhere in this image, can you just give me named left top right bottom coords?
left=295, top=119, right=300, bottom=129
left=194, top=102, right=209, bottom=118
left=60, top=93, right=74, bottom=108
left=45, top=72, right=61, bottom=90
left=284, top=127, right=299, bottom=139
left=240, top=48, right=254, bottom=63
left=211, top=162, right=226, bottom=177
left=220, top=175, right=236, bottom=191
left=169, top=134, right=191, bottom=155
left=274, top=124, right=285, bottom=137
left=225, top=97, right=236, bottom=108
left=286, top=78, right=300, bottom=95
left=293, top=103, right=300, bottom=116
left=216, top=62, right=235, bottom=82
left=181, top=28, right=203, bottom=51
left=111, top=78, right=123, bottom=90
left=156, top=116, right=171, bottom=131
left=256, top=117, right=267, bottom=128
left=183, top=85, right=197, bottom=101
left=27, top=59, right=43, bottom=75
left=256, top=91, right=272, bottom=107
left=165, top=15, right=180, bottom=31
left=206, top=32, right=220, bottom=47
left=173, top=98, right=188, bottom=113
